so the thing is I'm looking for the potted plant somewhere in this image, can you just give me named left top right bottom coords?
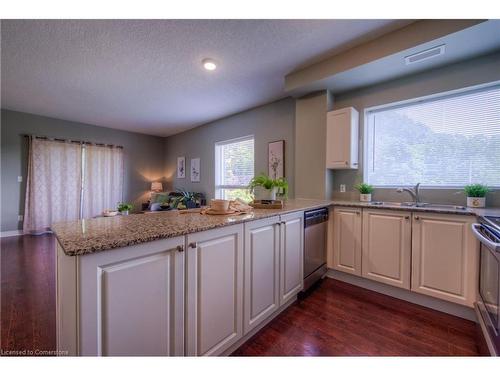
left=354, top=183, right=374, bottom=202
left=117, top=202, right=133, bottom=215
left=464, top=184, right=490, bottom=208
left=248, top=173, right=288, bottom=201
left=171, top=189, right=202, bottom=209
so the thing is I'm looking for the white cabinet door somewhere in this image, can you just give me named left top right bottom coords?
left=186, top=224, right=244, bottom=356
left=326, top=107, right=359, bottom=169
left=411, top=213, right=478, bottom=307
left=279, top=211, right=304, bottom=305
left=362, top=209, right=411, bottom=289
left=332, top=207, right=362, bottom=276
left=243, top=216, right=280, bottom=334
left=78, top=237, right=185, bottom=356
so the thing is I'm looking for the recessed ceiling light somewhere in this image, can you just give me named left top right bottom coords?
left=202, top=58, right=217, bottom=71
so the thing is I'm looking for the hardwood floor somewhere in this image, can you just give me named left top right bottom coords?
left=1, top=234, right=482, bottom=356
left=234, top=279, right=483, bottom=356
left=1, top=234, right=55, bottom=355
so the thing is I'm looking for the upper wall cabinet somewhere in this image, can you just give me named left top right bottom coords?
left=326, top=107, right=359, bottom=169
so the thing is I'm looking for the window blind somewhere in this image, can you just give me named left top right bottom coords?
left=215, top=136, right=254, bottom=200
left=365, top=84, right=500, bottom=187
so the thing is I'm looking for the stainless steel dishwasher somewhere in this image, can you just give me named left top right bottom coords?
left=303, top=207, right=328, bottom=291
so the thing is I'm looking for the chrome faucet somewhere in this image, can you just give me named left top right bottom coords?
left=396, top=183, right=421, bottom=205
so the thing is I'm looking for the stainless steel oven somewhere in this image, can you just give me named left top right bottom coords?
left=472, top=216, right=500, bottom=356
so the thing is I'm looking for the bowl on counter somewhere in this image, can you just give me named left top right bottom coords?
left=102, top=210, right=118, bottom=217
left=210, top=199, right=230, bottom=212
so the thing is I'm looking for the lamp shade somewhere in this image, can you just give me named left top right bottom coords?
left=151, top=182, right=163, bottom=192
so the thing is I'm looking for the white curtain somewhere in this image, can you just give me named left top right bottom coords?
left=23, top=138, right=82, bottom=233
left=82, top=145, right=124, bottom=219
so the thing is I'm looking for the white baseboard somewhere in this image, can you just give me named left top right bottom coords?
left=0, top=230, right=24, bottom=238
left=326, top=269, right=477, bottom=322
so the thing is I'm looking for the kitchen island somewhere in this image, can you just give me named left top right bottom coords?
left=53, top=197, right=500, bottom=356
left=53, top=198, right=331, bottom=356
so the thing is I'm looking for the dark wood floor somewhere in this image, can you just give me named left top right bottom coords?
left=1, top=234, right=483, bottom=356
left=234, top=279, right=483, bottom=356
left=1, top=234, right=56, bottom=355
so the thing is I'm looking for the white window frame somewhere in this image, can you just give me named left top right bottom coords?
left=214, top=135, right=255, bottom=199
left=363, top=80, right=500, bottom=188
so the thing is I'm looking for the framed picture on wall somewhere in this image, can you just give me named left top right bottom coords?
left=268, top=140, right=285, bottom=179
left=190, top=158, right=200, bottom=182
left=177, top=156, right=186, bottom=178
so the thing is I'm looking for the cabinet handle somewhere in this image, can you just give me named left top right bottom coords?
left=176, top=245, right=184, bottom=252
left=188, top=242, right=197, bottom=249
left=414, top=216, right=420, bottom=221
left=405, top=216, right=410, bottom=220
left=356, top=211, right=361, bottom=215
left=345, top=161, right=349, bottom=165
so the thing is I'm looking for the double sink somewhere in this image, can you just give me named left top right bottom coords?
left=368, top=183, right=467, bottom=211
left=368, top=201, right=467, bottom=210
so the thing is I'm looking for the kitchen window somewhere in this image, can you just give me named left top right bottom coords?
left=215, top=135, right=254, bottom=201
left=364, top=83, right=500, bottom=187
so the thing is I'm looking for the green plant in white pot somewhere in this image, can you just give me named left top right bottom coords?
left=354, top=183, right=374, bottom=202
left=117, top=202, right=133, bottom=215
left=248, top=173, right=288, bottom=201
left=464, top=184, right=490, bottom=208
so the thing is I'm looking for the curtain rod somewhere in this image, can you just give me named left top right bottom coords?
left=23, top=134, right=123, bottom=149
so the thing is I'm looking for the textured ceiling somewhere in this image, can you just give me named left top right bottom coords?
left=1, top=19, right=411, bottom=136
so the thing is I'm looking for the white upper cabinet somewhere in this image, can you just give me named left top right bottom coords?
left=411, top=213, right=478, bottom=307
left=326, top=107, right=359, bottom=169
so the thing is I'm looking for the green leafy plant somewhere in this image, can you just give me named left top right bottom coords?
left=248, top=173, right=288, bottom=198
left=464, top=184, right=490, bottom=198
left=117, top=202, right=133, bottom=212
left=171, top=189, right=202, bottom=209
left=354, top=183, right=374, bottom=194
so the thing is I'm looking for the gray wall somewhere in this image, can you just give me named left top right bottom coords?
left=295, top=91, right=334, bottom=199
left=163, top=98, right=295, bottom=200
left=1, top=109, right=166, bottom=231
left=329, top=51, right=500, bottom=207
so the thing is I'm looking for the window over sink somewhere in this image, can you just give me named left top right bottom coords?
left=364, top=83, right=500, bottom=187
left=215, top=135, right=254, bottom=202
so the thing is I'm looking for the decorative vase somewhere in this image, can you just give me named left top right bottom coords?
left=359, top=193, right=372, bottom=202
left=467, top=197, right=485, bottom=208
left=186, top=200, right=197, bottom=209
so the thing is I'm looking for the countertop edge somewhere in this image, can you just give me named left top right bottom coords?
left=53, top=200, right=331, bottom=256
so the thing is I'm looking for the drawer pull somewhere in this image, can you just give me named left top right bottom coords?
left=176, top=245, right=184, bottom=252
left=414, top=216, right=420, bottom=221
left=188, top=242, right=197, bottom=249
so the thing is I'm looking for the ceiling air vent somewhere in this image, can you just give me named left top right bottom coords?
left=405, top=44, right=446, bottom=65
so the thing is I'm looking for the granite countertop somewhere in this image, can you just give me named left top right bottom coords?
left=52, top=198, right=331, bottom=256
left=52, top=197, right=500, bottom=256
